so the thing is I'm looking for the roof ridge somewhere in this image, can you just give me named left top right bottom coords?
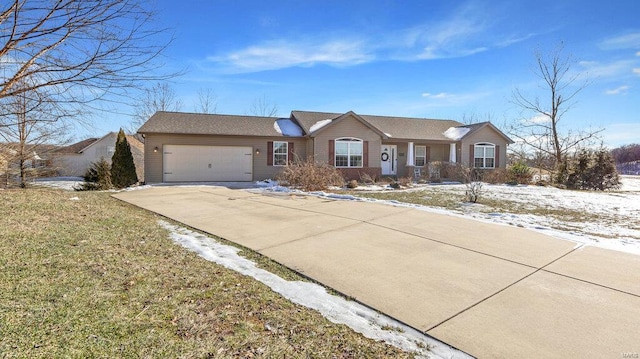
left=154, top=110, right=279, bottom=119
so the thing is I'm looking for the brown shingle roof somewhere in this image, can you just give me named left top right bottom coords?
left=53, top=138, right=99, bottom=154
left=125, top=135, right=144, bottom=152
left=290, top=110, right=463, bottom=141
left=456, top=121, right=514, bottom=144
left=138, top=111, right=285, bottom=137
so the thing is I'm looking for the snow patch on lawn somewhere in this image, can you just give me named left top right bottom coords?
left=161, top=221, right=470, bottom=359
left=33, top=177, right=84, bottom=191
left=291, top=177, right=640, bottom=255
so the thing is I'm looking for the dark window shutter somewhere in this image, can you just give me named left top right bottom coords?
left=363, top=141, right=369, bottom=167
left=288, top=142, right=294, bottom=164
left=469, top=144, right=474, bottom=167
left=267, top=141, right=273, bottom=166
left=495, top=145, right=500, bottom=168
left=328, top=140, right=335, bottom=165
left=426, top=146, right=431, bottom=161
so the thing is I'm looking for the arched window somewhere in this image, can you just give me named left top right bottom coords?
left=335, top=137, right=363, bottom=168
left=474, top=143, right=495, bottom=168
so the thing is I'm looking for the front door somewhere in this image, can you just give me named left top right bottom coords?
left=381, top=145, right=397, bottom=175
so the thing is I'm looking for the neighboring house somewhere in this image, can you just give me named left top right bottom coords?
left=0, top=145, right=51, bottom=173
left=53, top=132, right=144, bottom=181
left=139, top=110, right=513, bottom=183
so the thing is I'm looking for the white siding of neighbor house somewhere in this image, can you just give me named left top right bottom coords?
left=54, top=133, right=144, bottom=181
left=143, top=134, right=307, bottom=183
left=55, top=133, right=118, bottom=176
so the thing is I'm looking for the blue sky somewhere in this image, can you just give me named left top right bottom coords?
left=91, top=0, right=639, bottom=148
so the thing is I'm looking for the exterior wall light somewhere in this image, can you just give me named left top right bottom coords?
left=153, top=146, right=159, bottom=153
left=255, top=149, right=260, bottom=155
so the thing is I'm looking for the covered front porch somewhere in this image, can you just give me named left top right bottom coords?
left=380, top=141, right=458, bottom=178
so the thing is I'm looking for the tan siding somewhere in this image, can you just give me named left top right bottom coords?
left=144, top=134, right=306, bottom=183
left=305, top=138, right=314, bottom=162
left=460, top=126, right=509, bottom=168
left=313, top=116, right=382, bottom=167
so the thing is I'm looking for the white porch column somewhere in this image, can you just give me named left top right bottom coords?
left=406, top=142, right=415, bottom=166
left=449, top=143, right=457, bottom=163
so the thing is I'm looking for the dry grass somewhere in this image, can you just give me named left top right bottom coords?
left=0, top=188, right=414, bottom=358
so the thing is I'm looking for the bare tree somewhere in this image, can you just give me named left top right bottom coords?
left=459, top=111, right=493, bottom=125
left=194, top=88, right=218, bottom=114
left=0, top=79, right=73, bottom=187
left=510, top=42, right=601, bottom=170
left=130, top=82, right=182, bottom=131
left=248, top=95, right=279, bottom=117
left=0, top=0, right=173, bottom=114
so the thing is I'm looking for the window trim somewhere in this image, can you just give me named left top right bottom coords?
left=273, top=141, right=288, bottom=166
left=414, top=145, right=426, bottom=167
left=334, top=137, right=363, bottom=168
left=474, top=143, right=496, bottom=169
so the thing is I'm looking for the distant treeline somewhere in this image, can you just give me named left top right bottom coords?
left=611, top=144, right=640, bottom=165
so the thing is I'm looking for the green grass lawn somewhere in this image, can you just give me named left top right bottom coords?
left=0, top=188, right=414, bottom=358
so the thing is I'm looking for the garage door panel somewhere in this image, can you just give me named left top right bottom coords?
left=163, top=145, right=252, bottom=182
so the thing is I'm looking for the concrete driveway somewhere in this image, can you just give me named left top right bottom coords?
left=113, top=186, right=640, bottom=358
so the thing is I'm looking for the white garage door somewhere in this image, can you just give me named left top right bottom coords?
left=163, top=145, right=253, bottom=182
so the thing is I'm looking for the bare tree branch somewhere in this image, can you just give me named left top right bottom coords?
left=194, top=87, right=217, bottom=114
left=509, top=42, right=597, bottom=169
left=0, top=76, right=75, bottom=187
left=248, top=94, right=278, bottom=117
left=129, top=81, right=182, bottom=132
left=0, top=0, right=176, bottom=105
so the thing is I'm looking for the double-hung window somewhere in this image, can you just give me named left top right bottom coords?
left=273, top=141, right=288, bottom=166
left=335, top=138, right=363, bottom=168
left=415, top=145, right=426, bottom=167
left=474, top=143, right=495, bottom=168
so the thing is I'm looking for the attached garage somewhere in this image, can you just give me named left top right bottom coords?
left=163, top=145, right=253, bottom=182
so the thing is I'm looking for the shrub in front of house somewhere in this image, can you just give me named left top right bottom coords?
left=111, top=129, right=138, bottom=189
left=276, top=157, right=345, bottom=191
left=481, top=168, right=507, bottom=184
left=508, top=161, right=533, bottom=184
left=440, top=162, right=468, bottom=182
left=76, top=158, right=112, bottom=191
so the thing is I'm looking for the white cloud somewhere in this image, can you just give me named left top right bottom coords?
left=599, top=32, right=640, bottom=50
left=634, top=68, right=640, bottom=75
left=422, top=92, right=452, bottom=99
left=521, top=114, right=551, bottom=125
left=207, top=2, right=531, bottom=73
left=209, top=39, right=373, bottom=73
left=420, top=91, right=489, bottom=108
left=391, top=3, right=496, bottom=61
left=605, top=85, right=630, bottom=95
left=579, top=60, right=637, bottom=79
left=636, top=51, right=640, bottom=57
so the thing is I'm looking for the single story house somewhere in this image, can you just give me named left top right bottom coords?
left=138, top=110, right=513, bottom=183
left=53, top=132, right=145, bottom=181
